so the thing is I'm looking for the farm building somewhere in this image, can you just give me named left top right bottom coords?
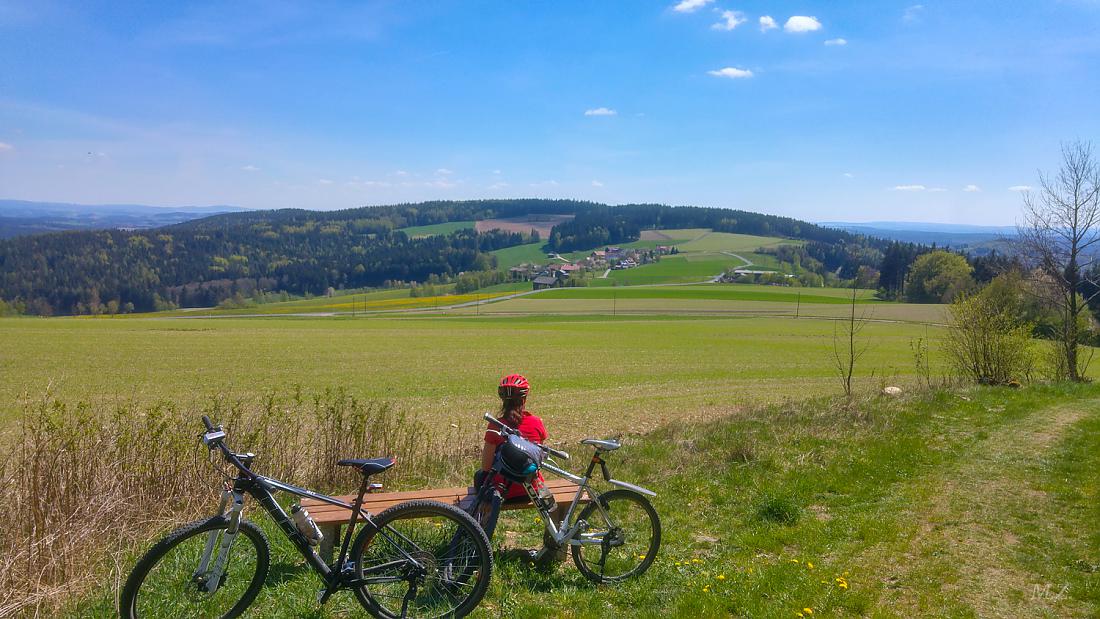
left=532, top=275, right=558, bottom=290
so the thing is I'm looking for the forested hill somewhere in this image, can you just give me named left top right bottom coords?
left=0, top=199, right=863, bottom=315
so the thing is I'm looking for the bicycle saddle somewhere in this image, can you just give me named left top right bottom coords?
left=336, top=457, right=396, bottom=476
left=581, top=438, right=621, bottom=452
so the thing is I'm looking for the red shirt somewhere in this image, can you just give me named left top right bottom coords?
left=484, top=411, right=548, bottom=499
left=484, top=411, right=547, bottom=446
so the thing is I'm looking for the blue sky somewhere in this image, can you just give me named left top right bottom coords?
left=1, top=1, right=1099, bottom=224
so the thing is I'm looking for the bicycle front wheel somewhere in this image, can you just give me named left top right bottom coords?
left=119, top=516, right=269, bottom=619
left=571, top=489, right=661, bottom=584
left=352, top=500, right=493, bottom=619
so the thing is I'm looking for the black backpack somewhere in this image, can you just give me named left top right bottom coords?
left=497, top=434, right=544, bottom=482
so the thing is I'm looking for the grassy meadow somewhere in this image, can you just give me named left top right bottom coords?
left=397, top=220, right=476, bottom=237
left=0, top=314, right=949, bottom=437
left=65, top=383, right=1100, bottom=618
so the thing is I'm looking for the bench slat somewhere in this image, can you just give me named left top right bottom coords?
left=302, top=477, right=588, bottom=526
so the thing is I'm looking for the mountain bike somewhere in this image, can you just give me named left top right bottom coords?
left=119, top=416, right=492, bottom=619
left=468, top=413, right=661, bottom=584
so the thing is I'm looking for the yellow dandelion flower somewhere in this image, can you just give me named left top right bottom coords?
left=804, top=608, right=813, bottom=615
left=717, top=574, right=726, bottom=581
left=807, top=561, right=814, bottom=570
left=703, top=585, right=710, bottom=593
left=675, top=562, right=682, bottom=566
left=796, top=613, right=804, bottom=618
left=790, top=559, right=800, bottom=564
left=692, top=558, right=702, bottom=564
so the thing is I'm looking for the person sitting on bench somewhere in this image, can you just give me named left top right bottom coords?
left=474, top=374, right=550, bottom=540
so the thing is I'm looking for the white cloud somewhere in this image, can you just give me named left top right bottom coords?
left=492, top=169, right=502, bottom=175
left=1009, top=185, right=1033, bottom=192
left=904, top=4, right=924, bottom=22
left=241, top=164, right=260, bottom=172
left=393, top=170, right=409, bottom=177
left=892, top=184, right=926, bottom=191
left=591, top=180, right=604, bottom=187
left=843, top=172, right=855, bottom=178
left=824, top=38, right=847, bottom=46
left=707, top=67, right=754, bottom=79
left=928, top=187, right=947, bottom=192
left=672, top=0, right=713, bottom=13
left=584, top=107, right=617, bottom=117
left=488, top=182, right=509, bottom=190
left=784, top=16, right=822, bottom=33
left=759, top=15, right=778, bottom=31
left=318, top=179, right=334, bottom=185
left=436, top=168, right=454, bottom=175
left=0, top=142, right=13, bottom=152
left=711, top=10, right=746, bottom=31
left=963, top=184, right=981, bottom=192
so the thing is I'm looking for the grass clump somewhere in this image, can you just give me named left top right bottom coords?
left=756, top=494, right=802, bottom=525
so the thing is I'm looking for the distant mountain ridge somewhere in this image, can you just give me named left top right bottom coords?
left=0, top=199, right=249, bottom=238
left=820, top=221, right=1015, bottom=249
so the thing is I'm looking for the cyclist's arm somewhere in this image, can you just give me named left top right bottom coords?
left=480, top=441, right=495, bottom=472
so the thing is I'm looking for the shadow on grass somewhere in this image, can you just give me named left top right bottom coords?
left=266, top=560, right=314, bottom=586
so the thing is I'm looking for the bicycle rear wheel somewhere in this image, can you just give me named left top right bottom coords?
left=352, top=500, right=492, bottom=619
left=571, top=489, right=661, bottom=584
left=119, top=516, right=269, bottom=619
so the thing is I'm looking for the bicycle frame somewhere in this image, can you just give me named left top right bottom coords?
left=534, top=450, right=656, bottom=548
left=197, top=442, right=428, bottom=604
left=472, top=443, right=655, bottom=556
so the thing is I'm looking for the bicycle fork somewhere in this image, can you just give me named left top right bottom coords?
left=196, top=488, right=246, bottom=593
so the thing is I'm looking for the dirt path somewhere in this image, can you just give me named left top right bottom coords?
left=869, top=397, right=1100, bottom=617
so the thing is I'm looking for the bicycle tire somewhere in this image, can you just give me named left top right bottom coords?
left=119, top=516, right=269, bottom=619
left=351, top=500, right=493, bottom=619
left=570, top=489, right=661, bottom=584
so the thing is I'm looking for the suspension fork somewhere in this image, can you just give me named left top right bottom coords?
left=198, top=488, right=246, bottom=593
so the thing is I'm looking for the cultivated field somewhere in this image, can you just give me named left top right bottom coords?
left=0, top=314, right=950, bottom=436
left=475, top=214, right=573, bottom=238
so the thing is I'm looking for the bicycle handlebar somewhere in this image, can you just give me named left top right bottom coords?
left=482, top=413, right=570, bottom=460
left=202, top=415, right=215, bottom=432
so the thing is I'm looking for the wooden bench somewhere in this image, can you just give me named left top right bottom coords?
left=302, top=477, right=590, bottom=562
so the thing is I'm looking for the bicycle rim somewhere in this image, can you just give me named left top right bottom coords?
left=353, top=501, right=492, bottom=619
left=124, top=518, right=268, bottom=619
left=572, top=490, right=660, bottom=583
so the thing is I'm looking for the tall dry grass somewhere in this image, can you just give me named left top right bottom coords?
left=0, top=387, right=471, bottom=617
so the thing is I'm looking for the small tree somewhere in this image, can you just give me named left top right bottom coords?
left=1016, top=140, right=1100, bottom=381
left=944, top=286, right=1034, bottom=385
left=832, top=287, right=871, bottom=398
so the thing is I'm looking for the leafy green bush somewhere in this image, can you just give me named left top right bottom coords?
left=944, top=284, right=1035, bottom=385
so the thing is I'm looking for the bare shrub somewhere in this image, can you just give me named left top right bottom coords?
left=0, top=387, right=467, bottom=617
left=832, top=287, right=871, bottom=398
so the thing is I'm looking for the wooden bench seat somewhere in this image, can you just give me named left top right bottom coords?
left=301, top=477, right=589, bottom=561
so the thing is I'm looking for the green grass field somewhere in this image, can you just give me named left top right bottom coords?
left=491, top=242, right=551, bottom=269
left=535, top=284, right=877, bottom=304
left=398, top=220, right=477, bottom=237
left=0, top=314, right=950, bottom=437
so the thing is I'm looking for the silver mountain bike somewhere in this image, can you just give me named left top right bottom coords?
left=470, top=413, right=661, bottom=584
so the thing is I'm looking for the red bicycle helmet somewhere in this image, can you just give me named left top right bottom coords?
left=498, top=374, right=530, bottom=400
